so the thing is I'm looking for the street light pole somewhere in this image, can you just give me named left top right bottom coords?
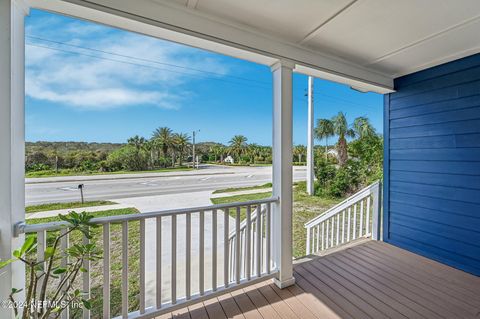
left=307, top=76, right=315, bottom=195
left=192, top=130, right=200, bottom=169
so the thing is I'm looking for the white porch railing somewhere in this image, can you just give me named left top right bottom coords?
left=14, top=197, right=278, bottom=319
left=304, top=181, right=381, bottom=255
left=227, top=203, right=269, bottom=283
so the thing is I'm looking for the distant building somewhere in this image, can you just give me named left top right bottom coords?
left=224, top=155, right=234, bottom=164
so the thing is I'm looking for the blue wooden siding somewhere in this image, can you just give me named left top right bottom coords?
left=384, top=53, right=480, bottom=276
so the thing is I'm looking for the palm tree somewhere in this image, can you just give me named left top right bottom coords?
left=210, top=145, right=225, bottom=163
left=247, top=143, right=261, bottom=164
left=229, top=135, right=248, bottom=161
left=353, top=116, right=376, bottom=139
left=314, top=118, right=334, bottom=160
left=152, top=127, right=173, bottom=166
left=127, top=135, right=146, bottom=152
left=172, top=133, right=190, bottom=166
left=293, top=145, right=307, bottom=163
left=331, top=112, right=355, bottom=166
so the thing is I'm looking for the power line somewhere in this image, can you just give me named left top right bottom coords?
left=26, top=35, right=270, bottom=86
left=26, top=42, right=271, bottom=91
left=25, top=36, right=379, bottom=110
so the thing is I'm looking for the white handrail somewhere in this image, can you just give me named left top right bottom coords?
left=18, top=197, right=279, bottom=319
left=305, top=181, right=381, bottom=255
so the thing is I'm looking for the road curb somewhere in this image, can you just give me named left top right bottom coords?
left=25, top=171, right=235, bottom=184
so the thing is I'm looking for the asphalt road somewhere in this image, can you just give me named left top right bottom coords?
left=25, top=165, right=307, bottom=205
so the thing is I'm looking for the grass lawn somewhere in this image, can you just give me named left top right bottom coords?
left=212, top=182, right=272, bottom=194
left=210, top=182, right=342, bottom=258
left=27, top=208, right=140, bottom=318
left=26, top=200, right=116, bottom=213
left=26, top=166, right=193, bottom=178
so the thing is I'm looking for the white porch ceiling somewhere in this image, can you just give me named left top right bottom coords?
left=33, top=0, right=480, bottom=92
left=161, top=0, right=480, bottom=79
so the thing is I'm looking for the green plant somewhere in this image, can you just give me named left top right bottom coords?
left=0, top=212, right=101, bottom=319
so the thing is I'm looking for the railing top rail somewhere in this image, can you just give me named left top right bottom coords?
left=304, top=181, right=380, bottom=229
left=15, top=196, right=279, bottom=235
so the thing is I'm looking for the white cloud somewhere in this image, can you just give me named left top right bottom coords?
left=25, top=12, right=230, bottom=110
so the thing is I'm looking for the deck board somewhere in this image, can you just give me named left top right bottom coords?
left=156, top=241, right=480, bottom=319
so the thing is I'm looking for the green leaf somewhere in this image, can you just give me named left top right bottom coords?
left=79, top=267, right=88, bottom=273
left=52, top=268, right=67, bottom=275
left=81, top=299, right=92, bottom=310
left=44, top=247, right=55, bottom=259
left=0, top=259, right=15, bottom=269
left=21, top=236, right=36, bottom=255
left=11, top=288, right=23, bottom=295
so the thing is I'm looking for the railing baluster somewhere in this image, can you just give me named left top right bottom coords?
left=156, top=216, right=162, bottom=309
left=256, top=206, right=262, bottom=277
left=235, top=207, right=241, bottom=284
left=366, top=196, right=371, bottom=235
left=212, top=209, right=217, bottom=291
left=60, top=229, right=69, bottom=319
left=224, top=208, right=229, bottom=287
left=199, top=210, right=205, bottom=295
left=306, top=227, right=311, bottom=255
left=360, top=199, right=364, bottom=236
left=347, top=207, right=351, bottom=241
left=140, top=219, right=146, bottom=314
left=330, top=217, right=334, bottom=247
left=316, top=224, right=320, bottom=252
left=336, top=214, right=340, bottom=246
left=321, top=222, right=325, bottom=251
left=341, top=210, right=345, bottom=244
left=83, top=233, right=91, bottom=319
left=266, top=203, right=271, bottom=274
left=103, top=224, right=110, bottom=319
left=246, top=206, right=251, bottom=280
left=353, top=204, right=357, bottom=239
left=171, top=215, right=177, bottom=304
left=186, top=213, right=191, bottom=299
left=325, top=219, right=330, bottom=249
left=36, top=230, right=46, bottom=298
left=121, top=221, right=128, bottom=319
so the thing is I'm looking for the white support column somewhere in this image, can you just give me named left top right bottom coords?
left=306, top=76, right=315, bottom=195
left=0, top=1, right=28, bottom=317
left=271, top=60, right=295, bottom=289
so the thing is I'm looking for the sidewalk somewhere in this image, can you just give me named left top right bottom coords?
left=210, top=187, right=272, bottom=198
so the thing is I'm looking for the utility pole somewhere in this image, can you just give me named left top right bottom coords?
left=192, top=130, right=196, bottom=169
left=307, top=76, right=315, bottom=195
left=192, top=130, right=200, bottom=169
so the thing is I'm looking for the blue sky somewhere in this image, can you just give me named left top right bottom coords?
left=25, top=9, right=383, bottom=146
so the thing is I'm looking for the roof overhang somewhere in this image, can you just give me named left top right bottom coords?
left=28, top=0, right=480, bottom=94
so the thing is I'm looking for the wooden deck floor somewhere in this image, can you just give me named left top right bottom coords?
left=157, top=241, right=480, bottom=319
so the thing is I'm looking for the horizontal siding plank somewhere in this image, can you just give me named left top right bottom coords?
left=389, top=191, right=480, bottom=218
left=390, top=201, right=480, bottom=232
left=390, top=181, right=480, bottom=204
left=392, top=65, right=480, bottom=100
left=390, top=170, right=480, bottom=190
left=390, top=148, right=480, bottom=161
left=390, top=160, right=480, bottom=175
left=390, top=118, right=480, bottom=138
left=390, top=107, right=480, bottom=129
left=390, top=94, right=480, bottom=119
left=390, top=79, right=480, bottom=110
left=390, top=213, right=480, bottom=245
left=394, top=53, right=480, bottom=88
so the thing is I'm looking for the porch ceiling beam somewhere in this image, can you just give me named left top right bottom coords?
left=30, top=0, right=393, bottom=93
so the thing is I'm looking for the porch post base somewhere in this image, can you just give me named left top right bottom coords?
left=274, top=276, right=296, bottom=289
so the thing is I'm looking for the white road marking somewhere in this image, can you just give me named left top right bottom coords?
left=58, top=186, right=77, bottom=191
